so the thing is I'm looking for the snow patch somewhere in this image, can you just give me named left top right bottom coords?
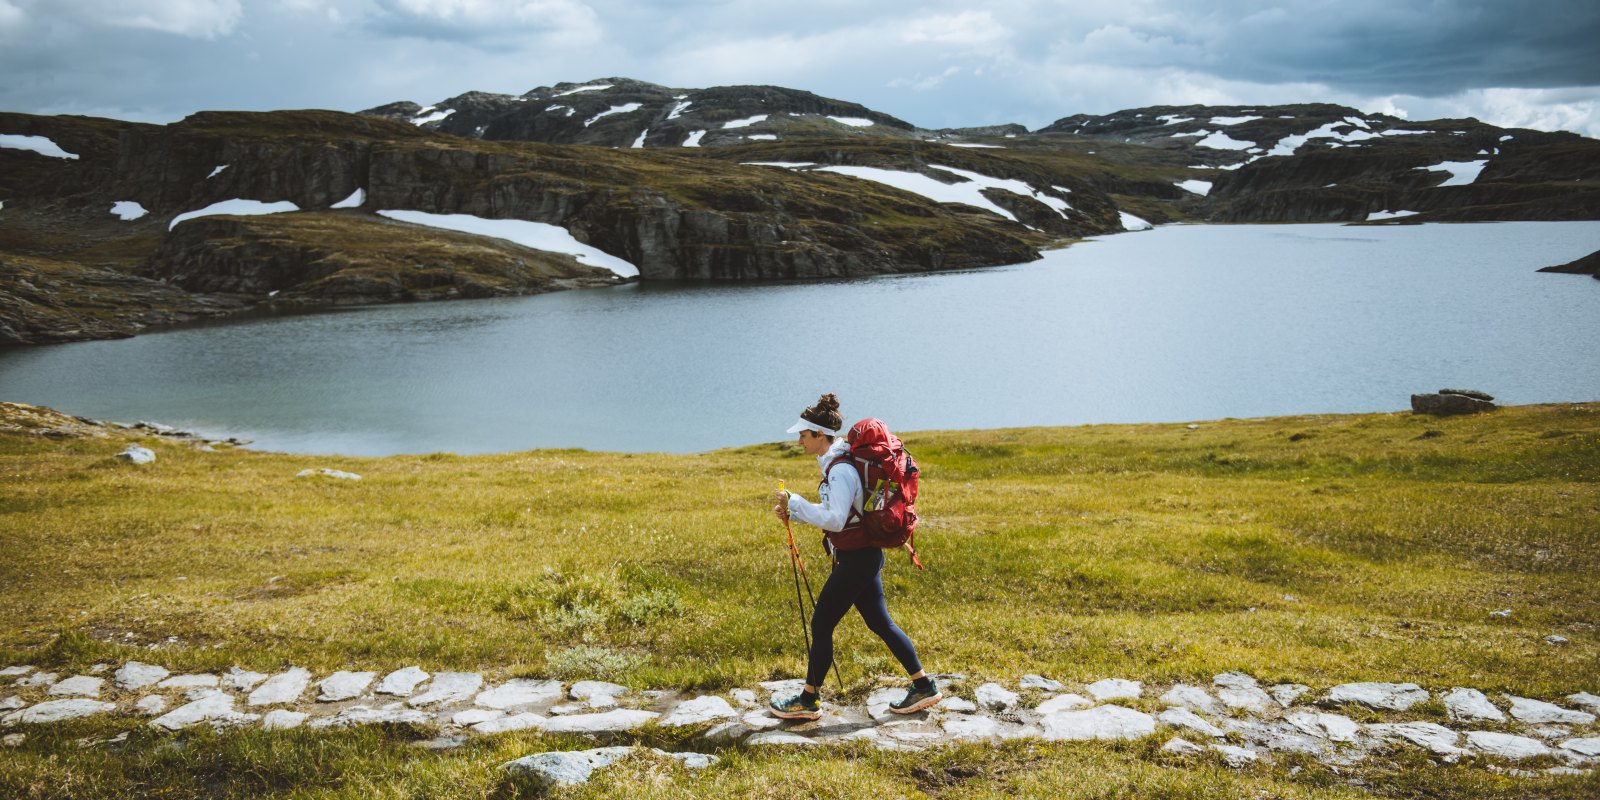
left=682, top=130, right=706, bottom=147
left=1266, top=122, right=1380, bottom=156
left=722, top=114, right=768, bottom=129
left=376, top=210, right=638, bottom=278
left=169, top=199, right=300, bottom=231
left=1196, top=131, right=1256, bottom=150
left=949, top=143, right=1003, bottom=148
left=742, top=161, right=816, bottom=168
left=812, top=165, right=1019, bottom=222
left=828, top=116, right=874, bottom=127
left=0, top=134, right=78, bottom=160
left=1175, top=180, right=1212, bottom=196
left=331, top=188, right=364, bottom=209
left=1119, top=211, right=1153, bottom=231
left=1343, top=116, right=1371, bottom=130
left=631, top=130, right=649, bottom=148
left=1209, top=115, right=1262, bottom=126
left=1158, top=115, right=1194, bottom=125
left=207, top=165, right=229, bottom=179
left=545, top=106, right=576, bottom=117
left=411, top=107, right=453, bottom=126
left=585, top=103, right=642, bottom=127
left=554, top=84, right=612, bottom=97
left=1367, top=209, right=1419, bottom=220
left=111, top=201, right=148, bottom=221
left=1384, top=129, right=1429, bottom=136
left=1420, top=159, right=1487, bottom=187
left=1169, top=129, right=1208, bottom=138
left=745, top=134, right=777, bottom=141
left=666, top=101, right=692, bottom=120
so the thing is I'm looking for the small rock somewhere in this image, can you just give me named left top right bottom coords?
left=1324, top=682, right=1429, bottom=711
left=1212, top=744, right=1261, bottom=767
left=4, top=699, right=116, bottom=725
left=1186, top=424, right=1200, bottom=430
left=975, top=682, right=1019, bottom=711
left=296, top=468, right=361, bottom=480
left=1160, top=684, right=1223, bottom=715
left=16, top=672, right=58, bottom=688
left=502, top=749, right=611, bottom=789
left=0, top=697, right=24, bottom=711
left=1086, top=678, right=1142, bottom=701
left=375, top=666, right=430, bottom=696
left=248, top=668, right=311, bottom=706
left=730, top=688, right=757, bottom=707
left=866, top=687, right=904, bottom=721
left=471, top=712, right=546, bottom=734
left=1213, top=672, right=1260, bottom=690
left=742, top=709, right=782, bottom=730
left=1568, top=692, right=1600, bottom=715
left=0, top=666, right=34, bottom=678
left=587, top=693, right=618, bottom=709
left=1286, top=711, right=1362, bottom=743
left=666, top=751, right=719, bottom=770
left=1269, top=684, right=1311, bottom=707
left=1528, top=725, right=1572, bottom=740
left=157, top=674, right=219, bottom=690
left=135, top=696, right=167, bottom=716
left=1467, top=731, right=1553, bottom=760
left=475, top=679, right=563, bottom=710
left=1545, top=635, right=1569, bottom=646
left=570, top=680, right=629, bottom=700
left=2, top=733, right=23, bottom=747
left=1162, top=736, right=1205, bottom=755
left=1159, top=707, right=1224, bottom=738
left=538, top=709, right=659, bottom=733
left=1443, top=688, right=1505, bottom=722
left=115, top=662, right=169, bottom=691
left=450, top=708, right=504, bottom=726
left=702, top=721, right=748, bottom=743
left=1367, top=722, right=1462, bottom=755
left=1491, top=609, right=1512, bottom=618
left=1040, top=705, right=1157, bottom=741
left=317, top=671, right=377, bottom=702
left=223, top=667, right=268, bottom=692
left=46, top=676, right=104, bottom=698
left=943, top=715, right=999, bottom=741
left=1218, top=686, right=1275, bottom=714
left=408, top=672, right=483, bottom=707
left=115, top=446, right=156, bottom=464
left=659, top=695, right=738, bottom=727
left=1506, top=695, right=1596, bottom=725
left=1020, top=674, right=1063, bottom=691
left=261, top=710, right=308, bottom=730
left=1559, top=738, right=1600, bottom=758
left=939, top=696, right=978, bottom=713
left=745, top=731, right=816, bottom=746
left=307, top=705, right=432, bottom=729
left=1035, top=693, right=1094, bottom=714
left=414, top=734, right=469, bottom=750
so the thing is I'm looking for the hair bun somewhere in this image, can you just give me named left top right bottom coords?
left=815, top=393, right=839, bottom=414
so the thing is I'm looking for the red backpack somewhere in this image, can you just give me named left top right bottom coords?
left=828, top=418, right=924, bottom=570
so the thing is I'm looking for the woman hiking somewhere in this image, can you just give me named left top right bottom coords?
left=769, top=393, right=940, bottom=720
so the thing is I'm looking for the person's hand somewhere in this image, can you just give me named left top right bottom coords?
left=774, top=489, right=790, bottom=506
left=772, top=503, right=789, bottom=521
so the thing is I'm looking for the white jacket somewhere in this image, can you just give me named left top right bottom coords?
left=786, top=437, right=863, bottom=533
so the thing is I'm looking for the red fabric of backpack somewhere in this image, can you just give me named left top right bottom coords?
left=843, top=418, right=924, bottom=570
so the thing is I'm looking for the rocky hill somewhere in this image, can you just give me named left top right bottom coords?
left=2, top=79, right=1597, bottom=346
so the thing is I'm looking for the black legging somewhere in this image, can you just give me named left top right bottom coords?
left=806, top=546, right=923, bottom=687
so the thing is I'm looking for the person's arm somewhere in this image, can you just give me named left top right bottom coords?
left=786, top=462, right=861, bottom=532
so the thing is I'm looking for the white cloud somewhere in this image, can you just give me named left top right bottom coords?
left=53, top=0, right=244, bottom=39
left=373, top=0, right=600, bottom=43
left=0, top=0, right=24, bottom=30
left=900, top=11, right=1009, bottom=47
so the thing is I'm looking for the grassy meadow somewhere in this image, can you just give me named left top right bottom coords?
left=1, top=401, right=1597, bottom=798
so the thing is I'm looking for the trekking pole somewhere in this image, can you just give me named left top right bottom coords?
left=780, top=480, right=846, bottom=694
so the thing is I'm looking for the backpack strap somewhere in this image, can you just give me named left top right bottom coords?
left=824, top=454, right=866, bottom=529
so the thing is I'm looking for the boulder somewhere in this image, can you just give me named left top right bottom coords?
left=4, top=699, right=116, bottom=725
left=1506, top=695, right=1596, bottom=725
left=1367, top=722, right=1462, bottom=755
left=1467, top=731, right=1553, bottom=760
left=474, top=679, right=561, bottom=709
left=1324, top=682, right=1428, bottom=710
left=115, top=446, right=156, bottom=464
left=223, top=667, right=268, bottom=692
left=317, top=671, right=377, bottom=702
left=1020, top=674, right=1063, bottom=691
left=261, top=710, right=308, bottom=730
left=1086, top=678, right=1142, bottom=701
left=975, top=682, right=1019, bottom=711
left=376, top=666, right=430, bottom=696
left=408, top=672, right=484, bottom=707
left=115, top=662, right=170, bottom=691
left=1040, top=705, right=1157, bottom=741
left=1159, top=707, right=1224, bottom=738
left=1160, top=684, right=1223, bottom=715
left=1411, top=391, right=1496, bottom=416
left=248, top=668, right=311, bottom=706
left=659, top=695, right=738, bottom=728
left=46, top=676, right=104, bottom=698
left=1443, top=688, right=1505, bottom=722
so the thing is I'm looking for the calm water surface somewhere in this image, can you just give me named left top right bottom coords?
left=3, top=222, right=1597, bottom=454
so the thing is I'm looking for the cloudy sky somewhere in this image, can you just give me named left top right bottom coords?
left=3, top=0, right=1598, bottom=137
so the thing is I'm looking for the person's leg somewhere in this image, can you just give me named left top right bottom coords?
left=771, top=552, right=867, bottom=720
left=850, top=548, right=923, bottom=675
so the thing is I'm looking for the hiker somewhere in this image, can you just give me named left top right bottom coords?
left=768, top=392, right=940, bottom=720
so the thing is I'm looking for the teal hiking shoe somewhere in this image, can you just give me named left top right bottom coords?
left=769, top=693, right=822, bottom=720
left=890, top=680, right=941, bottom=714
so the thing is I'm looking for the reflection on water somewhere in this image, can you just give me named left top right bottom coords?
left=2, top=222, right=1597, bottom=455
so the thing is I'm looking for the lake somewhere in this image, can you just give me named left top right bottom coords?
left=3, top=222, right=1597, bottom=455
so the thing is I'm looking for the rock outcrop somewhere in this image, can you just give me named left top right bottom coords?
left=1412, top=389, right=1497, bottom=416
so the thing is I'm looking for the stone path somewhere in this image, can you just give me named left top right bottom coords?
left=3, top=662, right=1597, bottom=788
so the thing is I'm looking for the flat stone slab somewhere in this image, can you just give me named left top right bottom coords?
left=1086, top=679, right=1142, bottom=701
left=1036, top=693, right=1093, bottom=714
left=975, top=683, right=1018, bottom=711
left=1506, top=695, right=1596, bottom=725
left=4, top=699, right=116, bottom=725
left=297, top=468, right=360, bottom=480
left=757, top=679, right=804, bottom=697
left=1467, top=731, right=1553, bottom=760
left=475, top=679, right=562, bottom=710
left=0, top=697, right=26, bottom=711
left=115, top=662, right=169, bottom=691
left=1163, top=736, right=1206, bottom=755
left=472, top=713, right=546, bottom=734
left=746, top=731, right=817, bottom=746
left=1160, top=684, right=1222, bottom=715
left=0, top=667, right=34, bottom=678
left=659, top=695, right=738, bottom=727
left=451, top=708, right=505, bottom=726
left=1217, top=686, right=1275, bottom=714
left=502, top=746, right=716, bottom=789
left=703, top=721, right=748, bottom=743
left=152, top=693, right=259, bottom=731
left=47, top=676, right=104, bottom=698
left=248, top=668, right=311, bottom=706
left=261, top=710, right=308, bottom=730
left=539, top=709, right=659, bottom=733
left=1159, top=707, right=1223, bottom=738
left=1443, top=688, right=1505, bottom=722
left=376, top=666, right=430, bottom=696
left=223, top=667, right=268, bottom=692
left=308, top=705, right=433, bottom=729
left=158, top=674, right=219, bottom=690
left=1559, top=738, right=1600, bottom=758
left=135, top=696, right=166, bottom=716
left=1269, top=684, right=1311, bottom=707
left=1213, top=744, right=1262, bottom=767
left=1020, top=675, right=1063, bottom=691
left=16, top=672, right=58, bottom=688
left=940, top=697, right=978, bottom=713
left=1368, top=722, right=1461, bottom=755
left=570, top=680, right=629, bottom=700
left=1325, top=682, right=1428, bottom=711
left=408, top=672, right=483, bottom=707
left=1286, top=711, right=1362, bottom=743
left=1041, top=705, right=1157, bottom=741
left=116, top=445, right=156, bottom=464
left=742, top=709, right=782, bottom=730
left=1213, top=672, right=1260, bottom=690
left=318, top=671, right=376, bottom=702
left=1568, top=692, right=1600, bottom=715
left=943, top=714, right=1000, bottom=741
left=866, top=688, right=903, bottom=722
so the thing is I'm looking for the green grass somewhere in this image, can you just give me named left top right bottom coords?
left=2, top=401, right=1597, bottom=797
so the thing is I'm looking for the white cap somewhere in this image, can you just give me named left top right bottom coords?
left=786, top=418, right=839, bottom=437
